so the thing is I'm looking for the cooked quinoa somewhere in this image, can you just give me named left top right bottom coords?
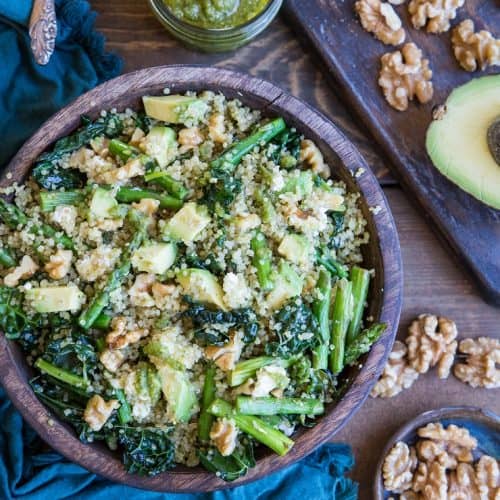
left=0, top=91, right=384, bottom=480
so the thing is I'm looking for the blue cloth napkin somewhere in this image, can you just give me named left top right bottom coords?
left=0, top=0, right=123, bottom=168
left=0, top=386, right=358, bottom=499
left=0, top=1, right=358, bottom=498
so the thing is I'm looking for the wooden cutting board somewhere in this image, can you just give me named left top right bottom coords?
left=283, top=0, right=500, bottom=305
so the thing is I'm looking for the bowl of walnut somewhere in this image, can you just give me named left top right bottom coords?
left=374, top=406, right=500, bottom=499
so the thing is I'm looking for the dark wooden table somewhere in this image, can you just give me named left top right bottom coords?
left=93, top=2, right=499, bottom=497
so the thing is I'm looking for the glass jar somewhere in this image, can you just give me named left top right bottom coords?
left=148, top=0, right=283, bottom=52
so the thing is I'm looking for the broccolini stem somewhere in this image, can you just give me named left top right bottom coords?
left=108, top=139, right=139, bottom=161
left=346, top=267, right=371, bottom=345
left=208, top=399, right=294, bottom=456
left=344, top=323, right=386, bottom=367
left=115, top=187, right=183, bottom=210
left=198, top=364, right=216, bottom=441
left=115, top=388, right=132, bottom=424
left=78, top=211, right=147, bottom=329
left=0, top=198, right=74, bottom=250
left=236, top=396, right=324, bottom=416
left=35, top=358, right=88, bottom=390
left=210, top=118, right=286, bottom=172
left=329, top=279, right=353, bottom=374
left=312, top=269, right=332, bottom=370
left=40, top=190, right=85, bottom=212
left=144, top=171, right=189, bottom=201
left=250, top=231, right=273, bottom=292
left=0, top=247, right=16, bottom=268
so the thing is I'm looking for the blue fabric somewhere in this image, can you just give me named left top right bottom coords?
left=0, top=0, right=123, bottom=169
left=0, top=1, right=358, bottom=498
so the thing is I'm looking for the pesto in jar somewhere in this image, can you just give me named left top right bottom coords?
left=163, top=0, right=270, bottom=29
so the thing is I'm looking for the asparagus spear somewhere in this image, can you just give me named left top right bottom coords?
left=315, top=247, right=348, bottom=279
left=144, top=171, right=189, bottom=201
left=208, top=399, right=294, bottom=456
left=198, top=364, right=216, bottom=441
left=115, top=388, right=132, bottom=424
left=254, top=190, right=276, bottom=223
left=329, top=278, right=354, bottom=374
left=250, top=231, right=273, bottom=292
left=312, top=269, right=332, bottom=370
left=0, top=198, right=74, bottom=250
left=210, top=118, right=286, bottom=172
left=39, top=190, right=86, bottom=212
left=92, top=312, right=113, bottom=330
left=108, top=139, right=139, bottom=161
left=236, top=396, right=324, bottom=416
left=0, top=247, right=16, bottom=268
left=228, top=356, right=295, bottom=387
left=346, top=267, right=371, bottom=345
left=344, top=323, right=386, bottom=367
left=115, top=187, right=183, bottom=210
left=78, top=210, right=147, bottom=329
left=35, top=358, right=88, bottom=390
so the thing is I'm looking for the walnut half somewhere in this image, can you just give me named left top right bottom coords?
left=355, top=0, right=406, bottom=46
left=408, top=0, right=465, bottom=34
left=378, top=43, right=433, bottom=111
left=454, top=337, right=500, bottom=389
left=383, top=441, right=418, bottom=493
left=451, top=19, right=500, bottom=72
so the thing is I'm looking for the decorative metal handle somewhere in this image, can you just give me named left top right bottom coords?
left=29, top=0, right=57, bottom=65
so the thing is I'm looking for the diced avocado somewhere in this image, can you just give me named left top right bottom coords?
left=426, top=75, right=500, bottom=210
left=266, top=261, right=303, bottom=310
left=157, top=364, right=196, bottom=423
left=163, top=202, right=210, bottom=244
left=177, top=268, right=226, bottom=310
left=143, top=126, right=178, bottom=168
left=90, top=187, right=118, bottom=219
left=278, top=234, right=311, bottom=266
left=26, top=286, right=85, bottom=313
left=142, top=95, right=208, bottom=125
left=135, top=362, right=162, bottom=406
left=131, top=242, right=177, bottom=274
left=281, top=170, right=313, bottom=197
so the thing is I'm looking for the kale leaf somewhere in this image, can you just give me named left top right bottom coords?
left=201, top=168, right=242, bottom=216
left=268, top=128, right=301, bottom=166
left=265, top=299, right=320, bottom=358
left=181, top=296, right=259, bottom=345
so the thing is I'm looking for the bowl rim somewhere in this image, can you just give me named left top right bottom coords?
left=373, top=405, right=500, bottom=499
left=0, top=65, right=403, bottom=493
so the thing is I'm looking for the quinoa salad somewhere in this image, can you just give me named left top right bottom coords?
left=0, top=91, right=385, bottom=480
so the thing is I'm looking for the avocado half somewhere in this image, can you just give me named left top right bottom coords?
left=426, top=75, right=500, bottom=210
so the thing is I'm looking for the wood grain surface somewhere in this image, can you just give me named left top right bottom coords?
left=284, top=0, right=500, bottom=305
left=0, top=66, right=402, bottom=492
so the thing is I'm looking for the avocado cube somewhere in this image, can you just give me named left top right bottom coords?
left=278, top=234, right=311, bottom=266
left=163, top=202, right=210, bottom=244
left=142, top=95, right=208, bottom=125
left=177, top=268, right=226, bottom=310
left=131, top=242, right=177, bottom=274
left=27, top=286, right=85, bottom=313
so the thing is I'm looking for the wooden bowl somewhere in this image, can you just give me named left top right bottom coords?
left=0, top=66, right=402, bottom=492
left=374, top=406, right=500, bottom=499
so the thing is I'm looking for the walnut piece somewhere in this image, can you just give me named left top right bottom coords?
left=128, top=273, right=156, bottom=307
left=451, top=19, right=500, bottom=72
left=99, top=348, right=125, bottom=373
left=408, top=0, right=464, bottom=33
left=44, top=249, right=73, bottom=280
left=454, top=337, right=500, bottom=389
left=4, top=255, right=39, bottom=287
left=131, top=198, right=160, bottom=216
left=417, top=422, right=477, bottom=468
left=178, top=126, right=204, bottom=149
left=94, top=157, right=145, bottom=185
left=300, top=139, right=330, bottom=178
left=378, top=43, right=433, bottom=111
left=406, top=314, right=458, bottom=378
left=355, top=0, right=406, bottom=45
left=208, top=114, right=228, bottom=144
left=424, top=461, right=448, bottom=499
left=83, top=395, right=119, bottom=431
left=205, top=332, right=244, bottom=371
left=106, top=316, right=149, bottom=350
left=383, top=441, right=418, bottom=493
left=371, top=341, right=419, bottom=398
left=475, top=455, right=500, bottom=499
left=448, top=463, right=481, bottom=499
left=210, top=418, right=238, bottom=456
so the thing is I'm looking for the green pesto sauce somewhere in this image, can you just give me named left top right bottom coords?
left=164, top=0, right=270, bottom=29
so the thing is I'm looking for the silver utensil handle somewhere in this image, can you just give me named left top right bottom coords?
left=29, top=0, right=57, bottom=65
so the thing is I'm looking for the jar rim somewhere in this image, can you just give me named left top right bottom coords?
left=149, top=0, right=278, bottom=34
